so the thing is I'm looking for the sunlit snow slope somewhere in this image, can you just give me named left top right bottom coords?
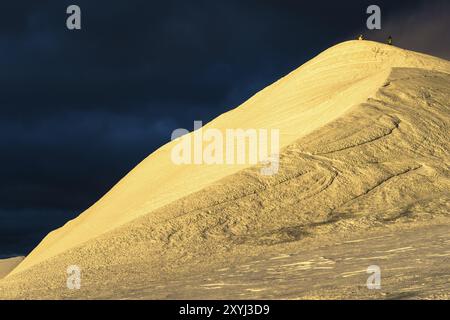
left=8, top=40, right=450, bottom=282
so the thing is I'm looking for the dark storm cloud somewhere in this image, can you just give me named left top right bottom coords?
left=383, top=1, right=450, bottom=59
left=0, top=0, right=446, bottom=257
left=0, top=208, right=72, bottom=257
left=345, top=0, right=450, bottom=58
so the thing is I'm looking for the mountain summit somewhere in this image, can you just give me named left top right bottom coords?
left=2, top=41, right=449, bottom=299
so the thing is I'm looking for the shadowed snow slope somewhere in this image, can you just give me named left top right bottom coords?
left=0, top=257, right=23, bottom=279
left=2, top=41, right=449, bottom=298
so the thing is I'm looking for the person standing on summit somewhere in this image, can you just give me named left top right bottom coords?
left=388, top=35, right=393, bottom=45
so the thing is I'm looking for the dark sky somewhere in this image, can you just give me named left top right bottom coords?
left=0, top=0, right=449, bottom=258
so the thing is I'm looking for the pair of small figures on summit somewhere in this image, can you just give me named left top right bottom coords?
left=358, top=34, right=393, bottom=45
